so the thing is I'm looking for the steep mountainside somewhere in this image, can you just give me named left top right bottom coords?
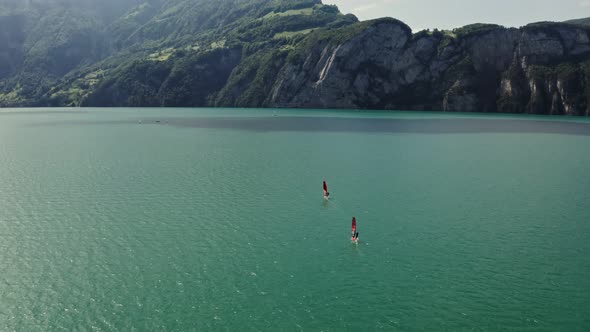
left=1, top=0, right=589, bottom=115
left=0, top=0, right=143, bottom=103
left=264, top=21, right=590, bottom=115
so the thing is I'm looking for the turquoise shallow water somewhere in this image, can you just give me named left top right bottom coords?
left=1, top=108, right=590, bottom=331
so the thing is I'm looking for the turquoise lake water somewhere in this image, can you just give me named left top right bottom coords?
left=0, top=108, right=589, bottom=331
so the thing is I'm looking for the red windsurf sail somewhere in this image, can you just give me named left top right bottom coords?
left=352, top=217, right=357, bottom=232
left=323, top=181, right=328, bottom=193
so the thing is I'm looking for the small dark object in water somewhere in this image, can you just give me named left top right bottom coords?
left=155, top=120, right=161, bottom=123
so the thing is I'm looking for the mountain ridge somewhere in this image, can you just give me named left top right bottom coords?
left=1, top=0, right=589, bottom=115
left=565, top=17, right=590, bottom=26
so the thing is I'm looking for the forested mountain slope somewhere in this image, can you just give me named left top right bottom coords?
left=1, top=1, right=589, bottom=115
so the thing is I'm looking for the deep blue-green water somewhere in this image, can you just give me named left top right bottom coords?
left=1, top=108, right=589, bottom=331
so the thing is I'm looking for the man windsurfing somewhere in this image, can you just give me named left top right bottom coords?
left=323, top=181, right=330, bottom=199
left=351, top=217, right=359, bottom=242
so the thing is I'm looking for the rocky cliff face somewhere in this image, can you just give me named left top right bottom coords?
left=269, top=21, right=413, bottom=109
left=260, top=20, right=590, bottom=115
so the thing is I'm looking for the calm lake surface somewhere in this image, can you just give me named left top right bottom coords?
left=1, top=108, right=589, bottom=331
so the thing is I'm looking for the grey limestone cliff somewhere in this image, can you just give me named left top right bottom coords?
left=260, top=20, right=590, bottom=115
